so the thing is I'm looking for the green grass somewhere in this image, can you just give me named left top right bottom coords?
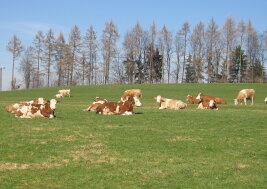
left=0, top=83, right=266, bottom=188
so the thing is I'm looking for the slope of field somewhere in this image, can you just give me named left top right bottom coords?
left=0, top=83, right=266, bottom=188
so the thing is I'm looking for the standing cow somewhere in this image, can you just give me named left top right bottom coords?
left=234, top=89, right=255, bottom=105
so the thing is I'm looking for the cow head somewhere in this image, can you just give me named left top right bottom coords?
left=209, top=100, right=218, bottom=110
left=133, top=96, right=142, bottom=107
left=50, top=99, right=60, bottom=110
left=234, top=99, right=239, bottom=105
left=155, top=95, right=162, bottom=104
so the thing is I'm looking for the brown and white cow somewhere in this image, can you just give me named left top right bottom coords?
left=13, top=99, right=60, bottom=118
left=155, top=95, right=187, bottom=110
left=96, top=97, right=135, bottom=115
left=5, top=97, right=47, bottom=113
left=86, top=97, right=108, bottom=112
left=197, top=99, right=218, bottom=110
left=186, top=95, right=200, bottom=104
left=234, top=89, right=255, bottom=105
left=58, top=89, right=71, bottom=98
left=121, top=89, right=142, bottom=107
left=196, top=93, right=227, bottom=104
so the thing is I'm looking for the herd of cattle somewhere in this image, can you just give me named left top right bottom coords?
left=4, top=88, right=265, bottom=118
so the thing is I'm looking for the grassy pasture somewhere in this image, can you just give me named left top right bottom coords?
left=0, top=83, right=266, bottom=188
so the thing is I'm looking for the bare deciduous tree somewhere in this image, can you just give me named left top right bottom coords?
left=43, top=29, right=55, bottom=87
left=205, top=18, right=220, bottom=83
left=101, top=21, right=119, bottom=84
left=69, top=25, right=81, bottom=85
left=190, top=22, right=205, bottom=83
left=179, top=22, right=190, bottom=83
left=222, top=16, right=236, bottom=81
left=33, top=31, right=44, bottom=88
left=84, top=25, right=98, bottom=85
left=6, top=35, right=24, bottom=89
left=19, top=47, right=34, bottom=89
left=159, top=25, right=172, bottom=83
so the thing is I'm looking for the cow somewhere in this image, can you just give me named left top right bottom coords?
left=155, top=95, right=187, bottom=110
left=86, top=97, right=108, bottom=112
left=186, top=95, right=200, bottom=104
left=96, top=97, right=135, bottom=115
left=197, top=99, right=218, bottom=110
left=265, top=97, right=267, bottom=104
left=121, top=89, right=142, bottom=107
left=5, top=97, right=47, bottom=113
left=196, top=93, right=227, bottom=104
left=55, top=93, right=63, bottom=98
left=13, top=99, right=60, bottom=119
left=58, top=89, right=71, bottom=97
left=234, top=89, right=255, bottom=105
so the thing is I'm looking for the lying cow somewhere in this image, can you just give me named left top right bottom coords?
left=96, top=97, right=135, bottom=115
left=234, top=89, right=255, bottom=105
left=5, top=99, right=59, bottom=118
left=5, top=97, right=47, bottom=113
left=186, top=95, right=200, bottom=104
left=121, top=89, right=142, bottom=107
left=86, top=97, right=108, bottom=111
left=13, top=99, right=60, bottom=118
left=196, top=93, right=227, bottom=104
left=55, top=93, right=63, bottom=98
left=197, top=99, right=218, bottom=110
left=58, top=89, right=71, bottom=98
left=155, top=95, right=187, bottom=110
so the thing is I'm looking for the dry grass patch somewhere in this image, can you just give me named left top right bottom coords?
left=31, top=127, right=58, bottom=132
left=168, top=136, right=198, bottom=142
left=0, top=162, right=61, bottom=171
left=236, top=164, right=249, bottom=169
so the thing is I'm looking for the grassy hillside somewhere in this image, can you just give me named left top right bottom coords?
left=0, top=83, right=266, bottom=188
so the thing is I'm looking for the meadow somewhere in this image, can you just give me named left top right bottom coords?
left=0, top=83, right=266, bottom=188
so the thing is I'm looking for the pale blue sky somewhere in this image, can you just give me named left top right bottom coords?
left=0, top=0, right=267, bottom=90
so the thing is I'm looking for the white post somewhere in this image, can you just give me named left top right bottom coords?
left=0, top=67, right=5, bottom=91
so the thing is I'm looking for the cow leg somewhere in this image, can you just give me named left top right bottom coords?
left=251, top=97, right=254, bottom=105
left=244, top=98, right=247, bottom=105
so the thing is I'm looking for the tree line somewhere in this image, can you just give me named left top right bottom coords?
left=6, top=17, right=267, bottom=90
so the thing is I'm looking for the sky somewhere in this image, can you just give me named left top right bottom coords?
left=0, top=0, right=267, bottom=90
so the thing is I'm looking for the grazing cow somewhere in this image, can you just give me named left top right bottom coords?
left=196, top=93, right=227, bottom=104
left=121, top=89, right=142, bottom=107
left=186, top=95, right=200, bottom=104
left=86, top=97, right=108, bottom=112
left=5, top=97, right=47, bottom=113
left=197, top=99, right=218, bottom=110
left=58, top=89, right=71, bottom=97
left=234, top=89, right=255, bottom=105
left=13, top=99, right=60, bottom=118
left=264, top=97, right=267, bottom=104
left=96, top=97, right=135, bottom=115
left=155, top=95, right=187, bottom=110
